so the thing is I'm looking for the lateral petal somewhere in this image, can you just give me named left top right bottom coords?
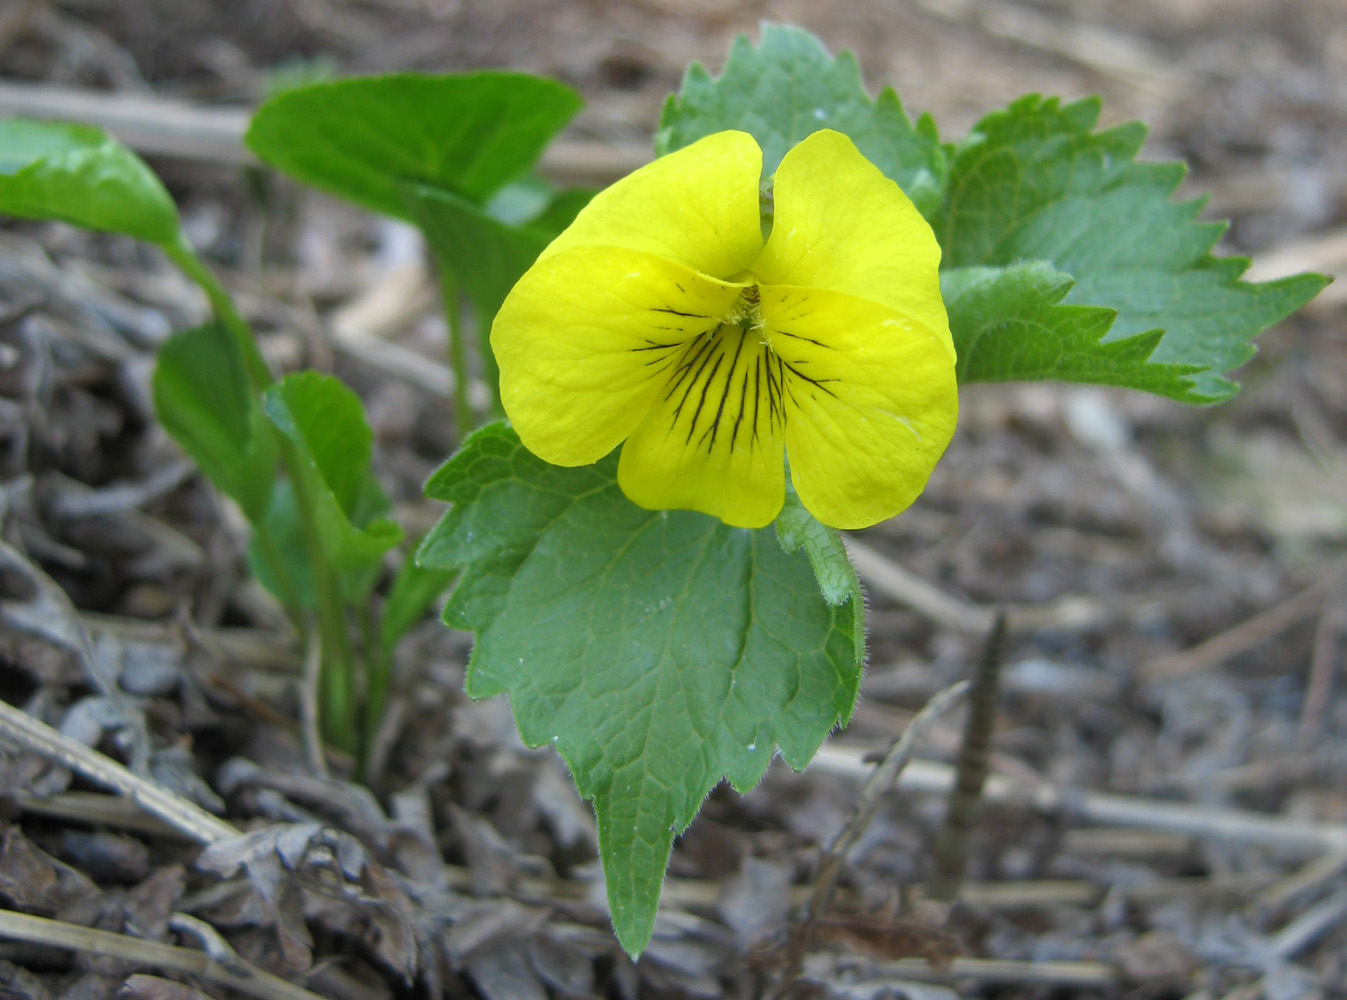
left=540, top=131, right=765, bottom=281
left=618, top=327, right=787, bottom=529
left=754, top=129, right=954, bottom=361
left=492, top=245, right=746, bottom=467
left=762, top=284, right=958, bottom=529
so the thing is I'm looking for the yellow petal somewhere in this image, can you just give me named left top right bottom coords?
left=540, top=131, right=765, bottom=281
left=754, top=129, right=954, bottom=361
left=492, top=245, right=746, bottom=466
left=761, top=284, right=958, bottom=529
left=617, top=326, right=786, bottom=529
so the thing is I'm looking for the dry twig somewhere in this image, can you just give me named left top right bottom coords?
left=0, top=539, right=147, bottom=764
left=327, top=257, right=452, bottom=397
left=912, top=0, right=1185, bottom=96
left=771, top=681, right=970, bottom=997
left=0, top=908, right=325, bottom=1000
left=803, top=951, right=1117, bottom=990
left=809, top=746, right=1347, bottom=857
left=1141, top=579, right=1331, bottom=680
left=929, top=613, right=1006, bottom=900
left=1268, top=893, right=1347, bottom=961
left=0, top=698, right=237, bottom=846
left=11, top=790, right=187, bottom=840
left=1257, top=849, right=1347, bottom=916
left=1299, top=575, right=1347, bottom=740
left=846, top=537, right=1114, bottom=634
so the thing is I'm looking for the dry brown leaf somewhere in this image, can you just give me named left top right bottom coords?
left=0, top=825, right=103, bottom=925
left=814, top=915, right=963, bottom=972
left=118, top=974, right=215, bottom=1000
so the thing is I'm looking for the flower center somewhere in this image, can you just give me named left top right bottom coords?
left=722, top=283, right=765, bottom=334
left=633, top=283, right=788, bottom=456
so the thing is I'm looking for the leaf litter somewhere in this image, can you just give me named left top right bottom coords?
left=1, top=0, right=1345, bottom=996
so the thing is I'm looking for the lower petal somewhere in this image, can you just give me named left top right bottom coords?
left=618, top=326, right=787, bottom=529
left=491, top=245, right=745, bottom=466
left=762, top=285, right=958, bottom=529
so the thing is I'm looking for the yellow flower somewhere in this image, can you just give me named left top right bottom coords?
left=491, top=129, right=958, bottom=530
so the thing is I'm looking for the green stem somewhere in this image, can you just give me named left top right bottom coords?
left=164, top=235, right=296, bottom=625
left=163, top=236, right=273, bottom=392
left=436, top=260, right=476, bottom=438
left=359, top=609, right=386, bottom=782
left=165, top=235, right=360, bottom=757
left=251, top=523, right=306, bottom=639
left=286, top=438, right=360, bottom=757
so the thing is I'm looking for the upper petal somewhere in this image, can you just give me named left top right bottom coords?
left=540, top=131, right=765, bottom=280
left=753, top=129, right=954, bottom=361
left=762, top=284, right=958, bottom=529
left=492, top=245, right=746, bottom=467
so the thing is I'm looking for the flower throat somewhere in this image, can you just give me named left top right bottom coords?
left=635, top=283, right=802, bottom=456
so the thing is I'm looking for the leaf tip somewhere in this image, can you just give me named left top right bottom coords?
left=613, top=917, right=655, bottom=962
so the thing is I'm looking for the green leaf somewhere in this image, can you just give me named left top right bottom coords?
left=263, top=372, right=402, bottom=575
left=247, top=478, right=315, bottom=608
left=775, top=483, right=864, bottom=615
left=367, top=550, right=455, bottom=732
left=246, top=73, right=583, bottom=221
left=417, top=183, right=591, bottom=308
left=408, top=181, right=591, bottom=401
left=935, top=95, right=1330, bottom=401
left=417, top=423, right=861, bottom=956
left=408, top=184, right=552, bottom=332
left=656, top=25, right=945, bottom=218
left=483, top=176, right=552, bottom=226
left=944, top=263, right=1205, bottom=396
left=379, top=552, right=454, bottom=663
left=153, top=324, right=277, bottom=521
left=247, top=473, right=395, bottom=610
left=522, top=187, right=593, bottom=235
left=0, top=118, right=180, bottom=245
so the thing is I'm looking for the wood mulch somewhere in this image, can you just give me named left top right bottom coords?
left=1, top=1, right=1345, bottom=996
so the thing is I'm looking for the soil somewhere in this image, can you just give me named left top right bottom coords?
left=1, top=1, right=1345, bottom=998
